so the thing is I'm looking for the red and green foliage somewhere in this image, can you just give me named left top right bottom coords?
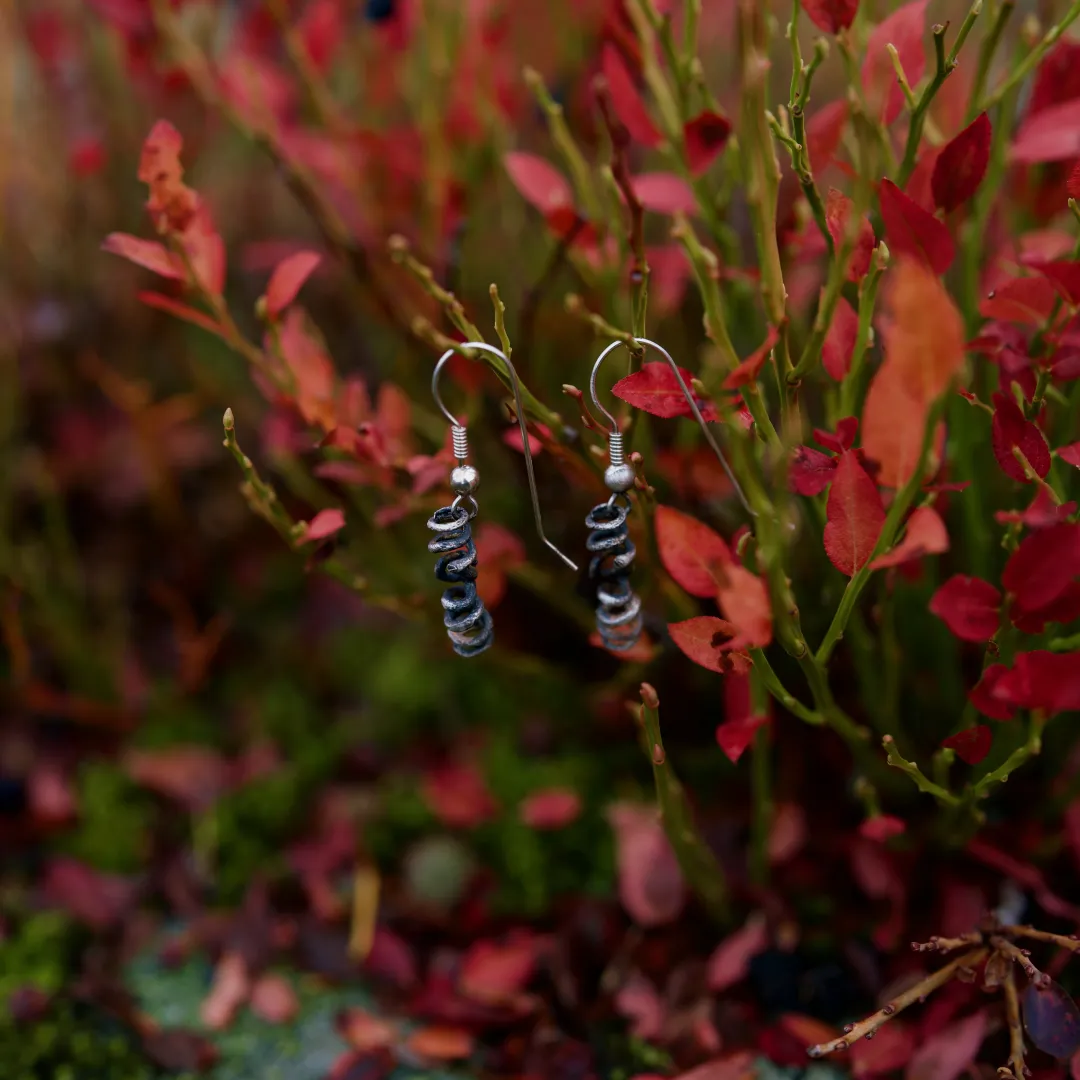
left=10, top=0, right=1080, bottom=1077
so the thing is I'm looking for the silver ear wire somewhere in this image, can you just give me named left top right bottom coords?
left=432, top=343, right=578, bottom=571
left=589, top=337, right=754, bottom=516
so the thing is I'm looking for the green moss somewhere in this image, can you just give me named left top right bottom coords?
left=56, top=763, right=151, bottom=874
left=0, top=912, right=80, bottom=1004
left=133, top=684, right=225, bottom=750
left=202, top=709, right=351, bottom=904
left=0, top=998, right=173, bottom=1080
left=367, top=774, right=436, bottom=871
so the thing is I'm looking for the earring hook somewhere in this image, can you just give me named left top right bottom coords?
left=432, top=343, right=579, bottom=571
left=589, top=337, right=754, bottom=516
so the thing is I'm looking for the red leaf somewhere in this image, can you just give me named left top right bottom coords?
left=706, top=913, right=768, bottom=992
left=859, top=815, right=907, bottom=842
left=475, top=522, right=526, bottom=610
left=671, top=1053, right=757, bottom=1080
left=615, top=973, right=665, bottom=1040
left=265, top=251, right=321, bottom=316
left=504, top=151, right=572, bottom=212
left=601, top=45, right=663, bottom=148
left=980, top=275, right=1059, bottom=326
left=995, top=487, right=1077, bottom=528
left=991, top=391, right=1051, bottom=482
left=299, top=507, right=345, bottom=543
left=101, top=233, right=183, bottom=279
left=1002, top=521, right=1080, bottom=611
left=337, top=1008, right=398, bottom=1052
left=715, top=713, right=768, bottom=764
left=803, top=0, right=858, bottom=33
left=631, top=172, right=698, bottom=215
left=684, top=111, right=732, bottom=175
left=139, top=291, right=226, bottom=338
left=723, top=325, right=780, bottom=389
left=905, top=1010, right=986, bottom=1080
left=823, top=451, right=886, bottom=576
left=519, top=788, right=582, bottom=829
left=1060, top=441, right=1080, bottom=467
left=826, top=188, right=875, bottom=281
left=931, top=113, right=992, bottom=213
left=606, top=802, right=686, bottom=927
left=422, top=762, right=498, bottom=828
left=250, top=974, right=299, bottom=1024
left=941, top=725, right=992, bottom=765
left=993, top=650, right=1080, bottom=716
left=822, top=295, right=858, bottom=380
left=790, top=446, right=837, bottom=496
left=1034, top=259, right=1080, bottom=306
left=41, top=858, right=136, bottom=930
left=612, top=362, right=719, bottom=420
left=968, top=665, right=1016, bottom=721
left=806, top=101, right=849, bottom=169
left=715, top=563, right=773, bottom=650
left=869, top=506, right=948, bottom=569
left=458, top=935, right=537, bottom=1003
left=1011, top=97, right=1080, bottom=164
left=1071, top=161, right=1080, bottom=201
left=862, top=0, right=929, bottom=126
left=124, top=747, right=229, bottom=810
left=850, top=1019, right=915, bottom=1077
left=501, top=422, right=549, bottom=456
left=668, top=616, right=738, bottom=674
left=815, top=417, right=859, bottom=453
left=879, top=179, right=955, bottom=275
left=654, top=505, right=732, bottom=597
left=297, top=0, right=342, bottom=72
left=929, top=575, right=1001, bottom=641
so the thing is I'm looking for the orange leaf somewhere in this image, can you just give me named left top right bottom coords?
left=882, top=257, right=965, bottom=405
left=405, top=1026, right=474, bottom=1061
left=861, top=361, right=936, bottom=488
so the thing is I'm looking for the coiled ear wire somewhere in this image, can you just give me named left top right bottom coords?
left=427, top=342, right=578, bottom=657
left=584, top=337, right=753, bottom=652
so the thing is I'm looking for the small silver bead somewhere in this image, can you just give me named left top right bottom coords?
left=450, top=464, right=480, bottom=494
left=604, top=462, right=636, bottom=493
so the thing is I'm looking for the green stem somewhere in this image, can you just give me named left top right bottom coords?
left=883, top=735, right=960, bottom=806
left=967, top=0, right=1014, bottom=121
left=978, top=1, right=1080, bottom=112
left=839, top=244, right=888, bottom=416
left=896, top=5, right=983, bottom=187
left=638, top=685, right=730, bottom=923
left=750, top=647, right=823, bottom=725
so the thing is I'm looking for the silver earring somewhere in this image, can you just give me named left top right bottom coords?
left=586, top=337, right=752, bottom=652
left=429, top=343, right=577, bottom=658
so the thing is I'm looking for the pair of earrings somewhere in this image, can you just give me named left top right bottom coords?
left=427, top=339, right=746, bottom=658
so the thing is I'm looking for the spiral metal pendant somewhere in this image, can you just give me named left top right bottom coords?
left=585, top=497, right=642, bottom=652
left=427, top=504, right=493, bottom=658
